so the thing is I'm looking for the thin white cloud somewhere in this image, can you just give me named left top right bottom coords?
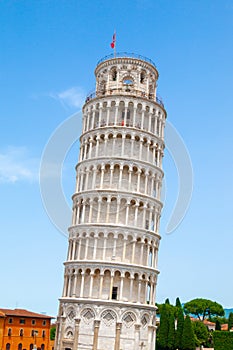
left=49, top=86, right=86, bottom=109
left=0, top=147, right=39, bottom=184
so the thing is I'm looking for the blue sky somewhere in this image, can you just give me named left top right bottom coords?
left=1, top=0, right=233, bottom=316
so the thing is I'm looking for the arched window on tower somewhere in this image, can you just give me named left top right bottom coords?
left=6, top=344, right=10, bottom=350
left=18, top=343, right=22, bottom=350
left=140, top=71, right=146, bottom=84
left=111, top=67, right=117, bottom=81
left=112, top=286, right=118, bottom=300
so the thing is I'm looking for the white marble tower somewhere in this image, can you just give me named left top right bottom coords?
left=55, top=53, right=166, bottom=350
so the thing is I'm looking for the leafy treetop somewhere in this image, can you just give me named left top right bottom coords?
left=184, top=298, right=224, bottom=321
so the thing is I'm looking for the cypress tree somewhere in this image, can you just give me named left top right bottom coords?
left=228, top=312, right=233, bottom=331
left=165, top=298, right=170, bottom=305
left=181, top=315, right=195, bottom=350
left=176, top=297, right=182, bottom=308
left=175, top=306, right=184, bottom=350
left=157, top=304, right=169, bottom=350
left=215, top=319, right=221, bottom=331
left=167, top=311, right=175, bottom=350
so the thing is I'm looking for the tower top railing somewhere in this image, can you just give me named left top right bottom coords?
left=97, top=52, right=157, bottom=68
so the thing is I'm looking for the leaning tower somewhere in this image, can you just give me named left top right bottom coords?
left=55, top=53, right=166, bottom=350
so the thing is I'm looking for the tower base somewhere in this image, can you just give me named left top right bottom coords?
left=55, top=300, right=157, bottom=350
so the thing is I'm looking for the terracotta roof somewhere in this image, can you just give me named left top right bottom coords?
left=221, top=323, right=229, bottom=331
left=203, top=320, right=215, bottom=326
left=0, top=308, right=54, bottom=319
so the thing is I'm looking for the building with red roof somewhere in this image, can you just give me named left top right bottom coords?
left=0, top=308, right=54, bottom=350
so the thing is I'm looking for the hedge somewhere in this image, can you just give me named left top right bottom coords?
left=213, top=331, right=233, bottom=350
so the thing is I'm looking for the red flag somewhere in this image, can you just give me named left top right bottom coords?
left=110, top=32, right=116, bottom=49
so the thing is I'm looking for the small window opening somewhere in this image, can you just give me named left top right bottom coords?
left=112, top=69, right=117, bottom=81
left=140, top=72, right=145, bottom=83
left=112, top=287, right=118, bottom=300
left=123, top=78, right=133, bottom=85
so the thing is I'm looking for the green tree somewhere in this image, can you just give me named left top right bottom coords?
left=228, top=312, right=233, bottom=331
left=50, top=326, right=56, bottom=340
left=215, top=319, right=221, bottom=331
left=157, top=304, right=169, bottom=350
left=176, top=297, right=182, bottom=308
left=165, top=298, right=170, bottom=305
left=184, top=298, right=224, bottom=321
left=192, top=321, right=208, bottom=347
left=181, top=315, right=195, bottom=350
left=175, top=306, right=184, bottom=350
left=167, top=311, right=175, bottom=350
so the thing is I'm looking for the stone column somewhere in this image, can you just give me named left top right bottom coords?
left=139, top=137, right=143, bottom=160
left=77, top=238, right=82, bottom=260
left=80, top=272, right=85, bottom=297
left=141, top=108, right=145, bottom=130
left=73, top=318, right=81, bottom=350
left=72, top=271, right=78, bottom=297
left=115, top=197, right=121, bottom=224
left=121, top=134, right=126, bottom=155
left=137, top=278, right=142, bottom=302
left=122, top=238, right=127, bottom=261
left=128, top=167, right=132, bottom=191
left=100, top=164, right=105, bottom=188
left=109, top=273, right=114, bottom=299
left=114, top=322, right=122, bottom=350
left=129, top=277, right=134, bottom=301
left=62, top=274, right=68, bottom=297
left=89, top=273, right=94, bottom=298
left=89, top=139, right=93, bottom=159
left=119, top=275, right=124, bottom=300
left=134, top=324, right=141, bottom=349
left=93, top=235, right=98, bottom=259
left=72, top=205, right=77, bottom=225
left=125, top=200, right=130, bottom=225
left=92, top=166, right=97, bottom=188
left=88, top=199, right=93, bottom=223
left=114, top=103, right=119, bottom=125
left=104, top=134, right=108, bottom=155
left=106, top=105, right=110, bottom=125
left=95, top=136, right=100, bottom=157
left=72, top=241, right=76, bottom=260
left=109, top=163, right=114, bottom=186
left=130, top=135, right=135, bottom=157
left=93, top=320, right=101, bottom=350
left=131, top=239, right=136, bottom=263
left=98, top=273, right=104, bottom=298
left=137, top=170, right=141, bottom=192
left=133, top=106, right=137, bottom=127
left=91, top=109, right=96, bottom=129
left=134, top=202, right=139, bottom=227
left=56, top=316, right=66, bottom=350
left=146, top=141, right=150, bottom=162
left=76, top=204, right=80, bottom=224
left=140, top=241, right=144, bottom=265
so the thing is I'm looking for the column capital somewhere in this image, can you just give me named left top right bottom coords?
left=94, top=320, right=101, bottom=327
